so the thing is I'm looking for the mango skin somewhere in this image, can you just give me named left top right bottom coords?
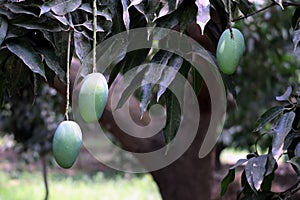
left=216, top=28, right=245, bottom=75
left=78, top=73, right=108, bottom=123
left=52, top=121, right=82, bottom=169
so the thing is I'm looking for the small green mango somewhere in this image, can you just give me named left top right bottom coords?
left=78, top=73, right=108, bottom=123
left=52, top=121, right=82, bottom=169
left=216, top=28, right=245, bottom=75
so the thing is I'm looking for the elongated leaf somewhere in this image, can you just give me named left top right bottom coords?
left=276, top=86, right=292, bottom=101
left=6, top=39, right=45, bottom=78
left=121, top=0, right=130, bottom=31
left=73, top=31, right=91, bottom=61
left=272, top=111, right=296, bottom=161
left=11, top=16, right=68, bottom=32
left=53, top=32, right=69, bottom=71
left=195, top=0, right=210, bottom=34
left=79, top=3, right=112, bottom=21
left=293, top=29, right=300, bottom=52
left=163, top=89, right=181, bottom=144
left=220, top=158, right=248, bottom=197
left=253, top=106, right=285, bottom=132
left=273, top=0, right=283, bottom=9
left=245, top=155, right=268, bottom=191
left=0, top=16, right=8, bottom=46
left=220, top=168, right=235, bottom=197
left=156, top=0, right=183, bottom=19
left=47, top=0, right=82, bottom=16
left=4, top=3, right=39, bottom=17
left=157, top=55, right=183, bottom=100
left=139, top=50, right=173, bottom=114
left=192, top=66, right=203, bottom=96
left=287, top=157, right=300, bottom=173
left=35, top=46, right=65, bottom=83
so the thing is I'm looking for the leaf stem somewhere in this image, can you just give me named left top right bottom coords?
left=65, top=31, right=72, bottom=121
left=92, top=0, right=97, bottom=73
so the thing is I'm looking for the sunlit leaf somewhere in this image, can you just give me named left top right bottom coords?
left=276, top=86, right=292, bottom=101
left=272, top=111, right=295, bottom=161
left=47, top=0, right=82, bottom=16
left=245, top=155, right=268, bottom=191
left=195, top=0, right=210, bottom=34
left=0, top=16, right=8, bottom=46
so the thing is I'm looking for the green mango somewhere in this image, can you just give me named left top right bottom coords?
left=78, top=73, right=108, bottom=123
left=216, top=28, right=245, bottom=75
left=52, top=121, right=82, bottom=169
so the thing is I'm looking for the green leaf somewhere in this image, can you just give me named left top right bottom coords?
left=287, top=157, right=300, bottom=172
left=162, top=89, right=181, bottom=145
left=6, top=39, right=45, bottom=78
left=293, top=29, right=300, bottom=52
left=220, top=168, right=235, bottom=197
left=4, top=3, right=39, bottom=17
left=11, top=15, right=68, bottom=32
left=220, top=158, right=248, bottom=197
left=157, top=55, right=184, bottom=100
left=47, top=0, right=82, bottom=16
left=0, top=16, right=8, bottom=47
left=195, top=0, right=210, bottom=33
left=253, top=106, right=285, bottom=132
left=272, top=111, right=295, bottom=160
left=35, top=46, right=65, bottom=83
left=245, top=155, right=268, bottom=191
left=179, top=2, right=197, bottom=32
left=156, top=0, right=183, bottom=19
left=73, top=31, right=91, bottom=62
left=139, top=50, right=173, bottom=114
left=275, top=86, right=292, bottom=102
left=236, top=0, right=253, bottom=16
left=53, top=32, right=70, bottom=72
left=191, top=66, right=203, bottom=96
left=4, top=55, right=31, bottom=97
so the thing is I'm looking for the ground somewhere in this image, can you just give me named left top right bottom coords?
left=1, top=144, right=300, bottom=200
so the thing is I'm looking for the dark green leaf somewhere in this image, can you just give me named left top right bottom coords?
left=292, top=7, right=300, bottom=29
left=73, top=31, right=91, bottom=61
left=272, top=111, right=295, bottom=160
left=0, top=16, right=8, bottom=46
left=195, top=0, right=210, bottom=33
left=4, top=55, right=31, bottom=97
left=287, top=157, right=300, bottom=172
left=11, top=15, right=68, bottom=32
left=35, top=46, right=65, bottom=83
left=230, top=158, right=248, bottom=169
left=4, top=3, right=39, bottom=17
left=6, top=39, right=45, bottom=78
left=0, top=7, right=18, bottom=20
left=115, top=67, right=146, bottom=110
left=162, top=89, right=181, bottom=144
left=53, top=32, right=70, bottom=72
left=245, top=155, right=268, bottom=191
left=47, top=0, right=82, bottom=16
left=236, top=0, right=253, bottom=16
left=5, top=25, right=27, bottom=39
left=293, top=29, right=300, bottom=52
left=179, top=2, right=197, bottom=32
left=156, top=0, right=183, bottom=19
left=220, top=168, right=235, bottom=197
left=191, top=66, right=203, bottom=96
left=276, top=86, right=292, bottom=102
left=253, top=106, right=285, bottom=132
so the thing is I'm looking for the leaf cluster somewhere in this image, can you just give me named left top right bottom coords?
left=221, top=86, right=300, bottom=199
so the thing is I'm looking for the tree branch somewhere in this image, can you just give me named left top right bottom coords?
left=232, top=1, right=300, bottom=22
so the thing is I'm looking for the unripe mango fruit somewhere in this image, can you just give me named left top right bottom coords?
left=52, top=121, right=82, bottom=169
left=216, top=28, right=245, bottom=75
left=78, top=73, right=108, bottom=123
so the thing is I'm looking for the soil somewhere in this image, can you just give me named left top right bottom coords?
left=1, top=147, right=300, bottom=200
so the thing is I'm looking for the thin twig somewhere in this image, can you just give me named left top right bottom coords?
left=232, top=2, right=276, bottom=22
left=92, top=0, right=97, bottom=73
left=233, top=1, right=300, bottom=22
left=64, top=31, right=72, bottom=121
